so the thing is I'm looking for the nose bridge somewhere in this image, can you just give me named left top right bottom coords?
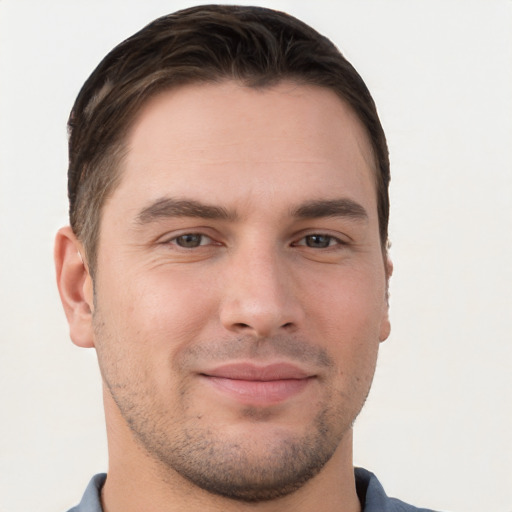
left=220, top=237, right=302, bottom=337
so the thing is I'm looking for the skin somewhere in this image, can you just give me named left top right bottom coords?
left=55, top=81, right=391, bottom=512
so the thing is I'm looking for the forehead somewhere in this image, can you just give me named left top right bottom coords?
left=128, top=81, right=373, bottom=161
left=110, top=81, right=377, bottom=216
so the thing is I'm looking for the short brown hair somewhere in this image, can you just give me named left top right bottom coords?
left=68, top=4, right=389, bottom=276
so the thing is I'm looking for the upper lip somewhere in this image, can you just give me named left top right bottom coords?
left=201, top=362, right=312, bottom=381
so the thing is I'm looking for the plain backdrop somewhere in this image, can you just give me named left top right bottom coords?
left=1, top=1, right=511, bottom=511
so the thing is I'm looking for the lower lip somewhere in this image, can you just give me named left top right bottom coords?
left=203, top=376, right=311, bottom=405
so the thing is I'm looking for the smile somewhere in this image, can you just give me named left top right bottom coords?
left=200, top=363, right=315, bottom=405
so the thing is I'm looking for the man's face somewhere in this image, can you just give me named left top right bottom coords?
left=89, top=81, right=390, bottom=501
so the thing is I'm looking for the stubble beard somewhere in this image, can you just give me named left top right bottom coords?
left=94, top=312, right=375, bottom=503
left=128, top=396, right=345, bottom=502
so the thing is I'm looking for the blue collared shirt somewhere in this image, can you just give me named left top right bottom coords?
left=68, top=468, right=440, bottom=511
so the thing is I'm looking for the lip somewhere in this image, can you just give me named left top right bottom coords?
left=200, top=363, right=314, bottom=405
left=204, top=362, right=311, bottom=380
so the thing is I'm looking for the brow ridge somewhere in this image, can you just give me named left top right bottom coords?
left=291, top=198, right=368, bottom=221
left=136, top=197, right=236, bottom=224
left=135, top=197, right=368, bottom=225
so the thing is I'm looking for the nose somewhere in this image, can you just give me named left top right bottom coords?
left=219, top=243, right=304, bottom=338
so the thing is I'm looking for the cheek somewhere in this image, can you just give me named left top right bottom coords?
left=307, top=265, right=386, bottom=333
left=304, top=266, right=385, bottom=371
left=92, top=270, right=216, bottom=409
left=94, top=265, right=220, bottom=376
left=123, top=267, right=215, bottom=329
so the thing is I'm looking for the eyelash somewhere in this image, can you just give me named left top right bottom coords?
left=292, top=234, right=346, bottom=249
left=164, top=232, right=346, bottom=250
left=166, top=233, right=215, bottom=248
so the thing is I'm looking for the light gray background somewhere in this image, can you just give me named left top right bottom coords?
left=1, top=1, right=511, bottom=511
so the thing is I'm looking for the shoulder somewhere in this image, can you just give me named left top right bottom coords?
left=355, top=467, right=443, bottom=512
left=66, top=473, right=106, bottom=512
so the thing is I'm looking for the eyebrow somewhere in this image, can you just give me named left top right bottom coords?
left=135, top=197, right=368, bottom=225
left=291, top=199, right=368, bottom=221
left=136, top=198, right=236, bottom=224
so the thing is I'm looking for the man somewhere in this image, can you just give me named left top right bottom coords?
left=55, top=5, right=439, bottom=512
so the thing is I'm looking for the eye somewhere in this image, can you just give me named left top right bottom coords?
left=171, top=233, right=212, bottom=248
left=295, top=234, right=343, bottom=249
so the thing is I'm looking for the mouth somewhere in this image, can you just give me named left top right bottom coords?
left=200, top=362, right=316, bottom=405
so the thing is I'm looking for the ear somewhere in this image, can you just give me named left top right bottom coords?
left=54, top=226, right=95, bottom=348
left=379, top=256, right=393, bottom=342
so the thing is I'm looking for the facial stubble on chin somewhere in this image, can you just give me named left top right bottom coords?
left=93, top=311, right=376, bottom=503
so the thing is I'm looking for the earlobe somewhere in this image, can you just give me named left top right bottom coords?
left=54, top=226, right=95, bottom=348
left=379, top=314, right=391, bottom=343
